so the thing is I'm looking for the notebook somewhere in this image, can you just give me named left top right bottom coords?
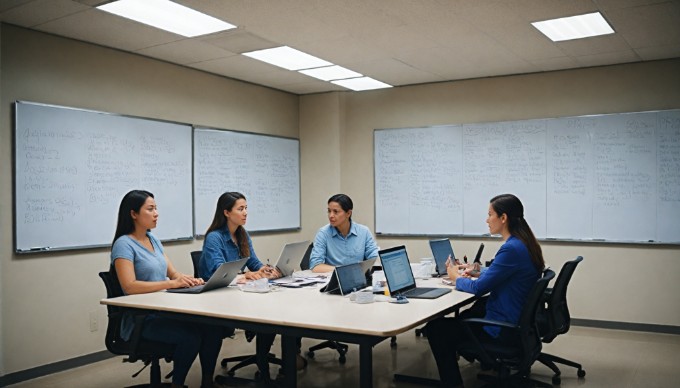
left=321, top=258, right=377, bottom=295
left=166, top=258, right=246, bottom=294
left=429, top=238, right=456, bottom=276
left=379, top=245, right=451, bottom=299
left=272, top=240, right=310, bottom=277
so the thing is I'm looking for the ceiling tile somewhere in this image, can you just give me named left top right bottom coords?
left=605, top=2, right=680, bottom=48
left=574, top=49, right=641, bottom=67
left=200, top=29, right=277, bottom=54
left=35, top=8, right=182, bottom=52
left=0, top=0, right=87, bottom=27
left=634, top=44, right=680, bottom=60
left=136, top=39, right=236, bottom=65
left=349, top=58, right=445, bottom=86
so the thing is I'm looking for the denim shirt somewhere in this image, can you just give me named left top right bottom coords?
left=199, top=227, right=263, bottom=280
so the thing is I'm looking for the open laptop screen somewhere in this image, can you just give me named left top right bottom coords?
left=379, top=246, right=416, bottom=294
left=429, top=239, right=455, bottom=275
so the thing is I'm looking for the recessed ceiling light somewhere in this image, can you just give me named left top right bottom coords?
left=299, top=65, right=363, bottom=81
left=242, top=46, right=332, bottom=71
left=532, top=12, right=614, bottom=42
left=97, top=0, right=235, bottom=38
left=331, top=77, right=393, bottom=91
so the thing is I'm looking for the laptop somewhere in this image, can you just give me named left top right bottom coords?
left=321, top=258, right=377, bottom=295
left=379, top=246, right=451, bottom=299
left=272, top=240, right=310, bottom=277
left=167, top=258, right=246, bottom=294
left=429, top=238, right=456, bottom=276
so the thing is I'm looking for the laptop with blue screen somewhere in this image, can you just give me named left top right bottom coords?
left=379, top=245, right=451, bottom=299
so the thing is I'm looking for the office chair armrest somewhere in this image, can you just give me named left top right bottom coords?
left=462, top=317, right=518, bottom=331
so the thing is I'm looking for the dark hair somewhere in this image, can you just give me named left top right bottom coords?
left=490, top=194, right=544, bottom=271
left=328, top=194, right=353, bottom=221
left=112, top=190, right=154, bottom=246
left=205, top=192, right=250, bottom=258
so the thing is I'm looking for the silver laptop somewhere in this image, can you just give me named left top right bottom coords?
left=167, top=258, right=246, bottom=294
left=379, top=245, right=451, bottom=299
left=272, top=240, right=310, bottom=277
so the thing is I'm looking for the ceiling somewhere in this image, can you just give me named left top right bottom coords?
left=2, top=0, right=679, bottom=95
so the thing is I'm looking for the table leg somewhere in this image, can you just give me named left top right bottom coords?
left=359, top=343, right=373, bottom=388
left=281, top=335, right=297, bottom=388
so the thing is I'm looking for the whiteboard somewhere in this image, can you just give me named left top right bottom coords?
left=374, top=109, right=680, bottom=244
left=193, top=128, right=300, bottom=235
left=14, top=101, right=193, bottom=252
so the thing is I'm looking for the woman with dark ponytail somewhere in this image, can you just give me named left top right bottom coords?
left=425, top=194, right=544, bottom=387
left=199, top=192, right=279, bottom=281
left=111, top=190, right=224, bottom=388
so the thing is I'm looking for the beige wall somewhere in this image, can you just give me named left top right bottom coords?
left=335, top=59, right=680, bottom=327
left=2, top=22, right=680, bottom=377
left=0, top=25, right=302, bottom=374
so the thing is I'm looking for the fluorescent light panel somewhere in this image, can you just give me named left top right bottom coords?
left=242, top=46, right=332, bottom=71
left=332, top=77, right=392, bottom=91
left=97, top=0, right=235, bottom=38
left=532, top=12, right=614, bottom=42
left=299, top=65, right=362, bottom=81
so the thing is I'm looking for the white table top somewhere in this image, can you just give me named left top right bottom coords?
left=101, top=278, right=475, bottom=338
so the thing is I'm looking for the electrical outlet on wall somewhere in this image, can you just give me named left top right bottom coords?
left=89, top=311, right=98, bottom=332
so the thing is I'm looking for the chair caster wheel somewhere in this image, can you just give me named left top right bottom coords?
left=221, top=360, right=228, bottom=367
left=578, top=369, right=586, bottom=378
left=306, top=351, right=315, bottom=359
left=552, top=376, right=561, bottom=385
left=227, top=371, right=235, bottom=377
left=339, top=355, right=346, bottom=364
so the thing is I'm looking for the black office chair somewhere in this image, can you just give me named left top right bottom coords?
left=299, top=243, right=351, bottom=363
left=99, top=268, right=176, bottom=387
left=190, top=250, right=202, bottom=278
left=458, top=269, right=556, bottom=387
left=189, top=250, right=282, bottom=379
left=536, top=256, right=586, bottom=385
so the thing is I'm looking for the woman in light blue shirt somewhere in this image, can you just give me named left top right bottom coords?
left=111, top=190, right=223, bottom=388
left=310, top=194, right=379, bottom=273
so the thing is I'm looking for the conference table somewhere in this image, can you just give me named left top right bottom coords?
left=101, top=278, right=476, bottom=387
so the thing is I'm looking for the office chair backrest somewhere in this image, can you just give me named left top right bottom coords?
left=542, top=256, right=583, bottom=343
left=99, top=268, right=130, bottom=356
left=518, top=268, right=555, bottom=363
left=190, top=250, right=202, bottom=278
left=300, top=243, right=313, bottom=271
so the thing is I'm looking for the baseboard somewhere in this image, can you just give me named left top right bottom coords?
left=572, top=318, right=680, bottom=335
left=0, top=350, right=114, bottom=387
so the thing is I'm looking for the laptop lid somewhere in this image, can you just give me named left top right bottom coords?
left=272, top=240, right=310, bottom=277
left=429, top=239, right=455, bottom=275
left=336, top=262, right=369, bottom=295
left=168, top=258, right=246, bottom=294
left=378, top=245, right=417, bottom=296
left=320, top=258, right=376, bottom=295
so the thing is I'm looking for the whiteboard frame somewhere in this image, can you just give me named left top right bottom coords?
left=373, top=109, right=680, bottom=245
left=192, top=126, right=301, bottom=236
left=13, top=101, right=194, bottom=254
